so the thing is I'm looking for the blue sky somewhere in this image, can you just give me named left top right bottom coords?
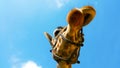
left=0, top=0, right=120, bottom=68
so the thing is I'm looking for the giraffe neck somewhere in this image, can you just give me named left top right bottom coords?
left=57, top=61, right=72, bottom=68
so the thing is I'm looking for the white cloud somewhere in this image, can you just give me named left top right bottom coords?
left=10, top=56, right=42, bottom=68
left=55, top=0, right=70, bottom=8
left=21, top=61, right=42, bottom=68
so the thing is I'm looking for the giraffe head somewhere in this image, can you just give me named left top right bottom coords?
left=44, top=6, right=96, bottom=64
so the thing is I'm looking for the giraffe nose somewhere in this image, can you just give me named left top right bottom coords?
left=66, top=8, right=84, bottom=29
left=66, top=6, right=96, bottom=29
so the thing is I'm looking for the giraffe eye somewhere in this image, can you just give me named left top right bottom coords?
left=54, top=29, right=60, bottom=37
left=53, top=26, right=63, bottom=37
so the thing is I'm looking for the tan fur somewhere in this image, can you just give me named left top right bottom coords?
left=44, top=6, right=96, bottom=68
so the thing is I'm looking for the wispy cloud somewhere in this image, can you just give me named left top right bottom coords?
left=10, top=56, right=21, bottom=68
left=10, top=55, right=20, bottom=64
left=55, top=0, right=70, bottom=8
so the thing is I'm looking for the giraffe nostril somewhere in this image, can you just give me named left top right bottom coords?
left=84, top=14, right=90, bottom=20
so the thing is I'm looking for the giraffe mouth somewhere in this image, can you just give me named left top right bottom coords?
left=66, top=6, right=96, bottom=29
left=66, top=8, right=84, bottom=30
left=79, top=6, right=96, bottom=26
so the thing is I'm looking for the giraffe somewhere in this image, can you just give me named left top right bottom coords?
left=44, top=6, right=96, bottom=68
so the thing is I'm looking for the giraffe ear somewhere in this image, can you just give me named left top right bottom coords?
left=44, top=32, right=53, bottom=46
